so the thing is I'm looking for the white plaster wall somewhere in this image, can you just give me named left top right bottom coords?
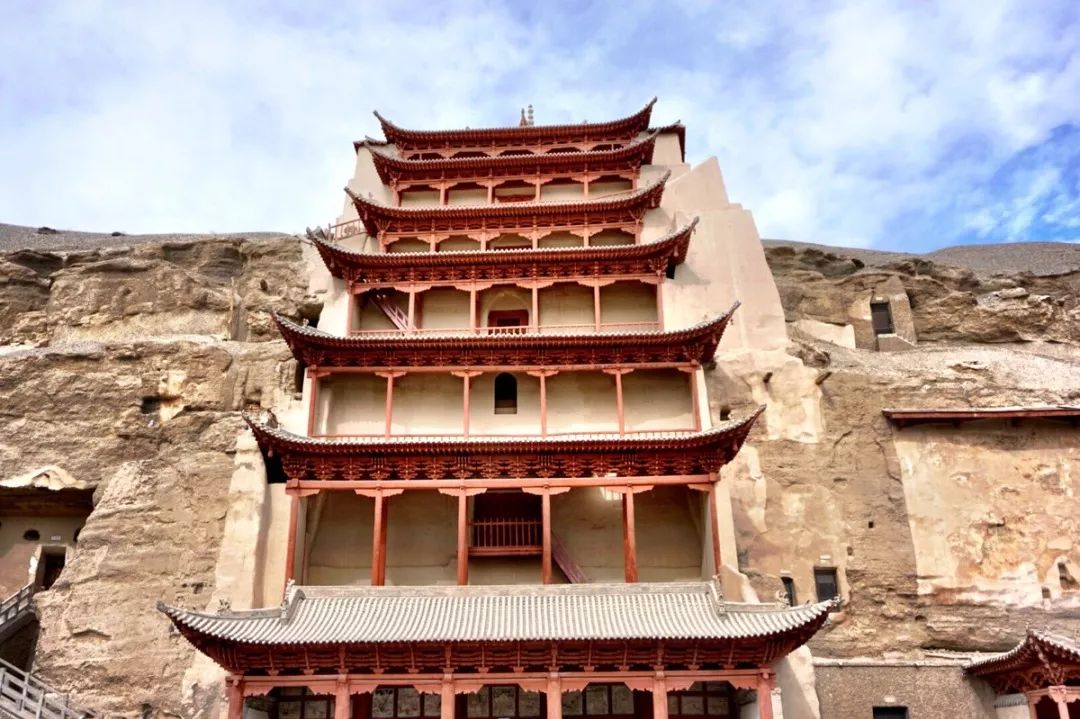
left=590, top=228, right=636, bottom=247
left=391, top=374, right=464, bottom=435
left=387, top=238, right=430, bottom=253
left=419, top=289, right=470, bottom=330
left=590, top=178, right=634, bottom=197
left=623, top=370, right=694, bottom=431
left=599, top=282, right=657, bottom=328
left=538, top=284, right=593, bottom=331
left=547, top=373, right=619, bottom=433
left=447, top=187, right=487, bottom=206
left=320, top=374, right=386, bottom=436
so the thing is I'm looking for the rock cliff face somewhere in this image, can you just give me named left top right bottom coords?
left=0, top=228, right=312, bottom=716
left=715, top=242, right=1080, bottom=659
left=1, top=226, right=1078, bottom=716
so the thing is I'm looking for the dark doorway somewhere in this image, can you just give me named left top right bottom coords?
left=870, top=302, right=894, bottom=335
left=494, top=373, right=519, bottom=414
left=39, top=550, right=66, bottom=590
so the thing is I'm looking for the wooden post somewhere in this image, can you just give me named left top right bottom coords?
left=335, top=677, right=351, bottom=719
left=1050, top=687, right=1070, bottom=719
left=306, top=367, right=319, bottom=436
left=442, top=678, right=456, bottom=719
left=593, top=284, right=602, bottom=331
left=651, top=674, right=667, bottom=719
left=227, top=677, right=244, bottom=719
left=539, top=373, right=548, bottom=436
left=546, top=674, right=562, bottom=719
left=622, top=490, right=638, bottom=583
left=541, top=491, right=552, bottom=584
left=463, top=373, right=471, bottom=436
left=614, top=371, right=625, bottom=435
left=371, top=493, right=389, bottom=586
left=486, top=183, right=494, bottom=204
left=757, top=674, right=775, bottom=719
left=439, top=185, right=447, bottom=206
left=655, top=273, right=665, bottom=329
left=1026, top=694, right=1038, bottom=719
left=377, top=372, right=404, bottom=438
left=709, top=481, right=723, bottom=574
left=284, top=492, right=299, bottom=590
left=531, top=286, right=539, bottom=331
left=407, top=290, right=417, bottom=330
left=456, top=493, right=469, bottom=585
left=469, top=288, right=478, bottom=333
left=688, top=368, right=701, bottom=431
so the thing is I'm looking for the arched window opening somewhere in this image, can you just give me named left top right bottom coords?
left=494, top=373, right=518, bottom=414
left=23, top=529, right=40, bottom=541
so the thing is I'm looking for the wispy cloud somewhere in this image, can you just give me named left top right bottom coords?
left=0, top=0, right=1078, bottom=251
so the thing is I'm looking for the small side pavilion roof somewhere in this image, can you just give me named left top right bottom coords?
left=364, top=131, right=659, bottom=185
left=272, top=302, right=733, bottom=369
left=244, top=407, right=762, bottom=485
left=373, top=99, right=656, bottom=151
left=345, top=172, right=669, bottom=237
left=307, top=218, right=696, bottom=285
left=883, top=405, right=1080, bottom=428
left=966, top=629, right=1080, bottom=693
left=159, top=577, right=834, bottom=673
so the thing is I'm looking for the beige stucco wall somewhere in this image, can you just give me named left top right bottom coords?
left=814, top=663, right=997, bottom=719
left=623, top=370, right=694, bottom=431
left=0, top=515, right=84, bottom=596
left=599, top=282, right=657, bottom=329
left=893, top=421, right=1080, bottom=607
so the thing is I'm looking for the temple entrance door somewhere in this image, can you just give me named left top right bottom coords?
left=38, top=549, right=66, bottom=590
left=561, top=684, right=638, bottom=719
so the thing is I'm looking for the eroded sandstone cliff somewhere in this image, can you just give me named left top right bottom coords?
left=0, top=227, right=313, bottom=716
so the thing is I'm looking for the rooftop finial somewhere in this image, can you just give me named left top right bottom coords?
left=519, top=108, right=528, bottom=127
left=527, top=104, right=534, bottom=126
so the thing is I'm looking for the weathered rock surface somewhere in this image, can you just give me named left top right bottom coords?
left=765, top=243, right=1080, bottom=345
left=0, top=228, right=313, bottom=716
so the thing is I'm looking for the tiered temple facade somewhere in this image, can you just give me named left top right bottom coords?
left=162, top=102, right=837, bottom=719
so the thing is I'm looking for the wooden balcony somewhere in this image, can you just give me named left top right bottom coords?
left=468, top=518, right=543, bottom=556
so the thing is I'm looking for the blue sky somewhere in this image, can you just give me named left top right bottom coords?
left=1, top=1, right=1078, bottom=252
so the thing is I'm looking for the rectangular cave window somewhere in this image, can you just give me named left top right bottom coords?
left=872, top=707, right=908, bottom=719
left=814, top=567, right=839, bottom=601
left=781, top=576, right=796, bottom=606
left=870, top=301, right=894, bottom=335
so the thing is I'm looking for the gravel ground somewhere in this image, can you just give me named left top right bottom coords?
left=764, top=238, right=1080, bottom=276
left=0, top=222, right=295, bottom=253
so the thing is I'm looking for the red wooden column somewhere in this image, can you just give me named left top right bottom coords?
left=306, top=367, right=320, bottom=435
left=457, top=493, right=468, bottom=585
left=283, top=491, right=300, bottom=589
left=546, top=674, right=562, bottom=719
left=407, top=290, right=418, bottom=330
left=679, top=366, right=702, bottom=431
left=603, top=368, right=632, bottom=435
left=709, top=474, right=723, bottom=574
left=227, top=677, right=245, bottom=719
left=541, top=491, right=552, bottom=583
left=441, top=677, right=456, bottom=719
left=527, top=370, right=558, bottom=436
left=453, top=371, right=482, bottom=436
left=593, top=284, right=602, bottom=331
left=757, top=673, right=775, bottom=719
left=651, top=674, right=668, bottom=719
left=654, top=272, right=665, bottom=331
left=524, top=487, right=570, bottom=583
left=376, top=371, right=406, bottom=438
left=335, top=677, right=351, bottom=719
left=358, top=489, right=403, bottom=586
left=622, top=490, right=637, bottom=582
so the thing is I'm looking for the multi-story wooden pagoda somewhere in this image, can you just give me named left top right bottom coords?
left=162, top=100, right=833, bottom=719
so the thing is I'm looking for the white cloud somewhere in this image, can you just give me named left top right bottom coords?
left=0, top=0, right=1077, bottom=250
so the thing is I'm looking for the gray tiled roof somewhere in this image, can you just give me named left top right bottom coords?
left=966, top=629, right=1080, bottom=671
left=160, top=579, right=833, bottom=645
